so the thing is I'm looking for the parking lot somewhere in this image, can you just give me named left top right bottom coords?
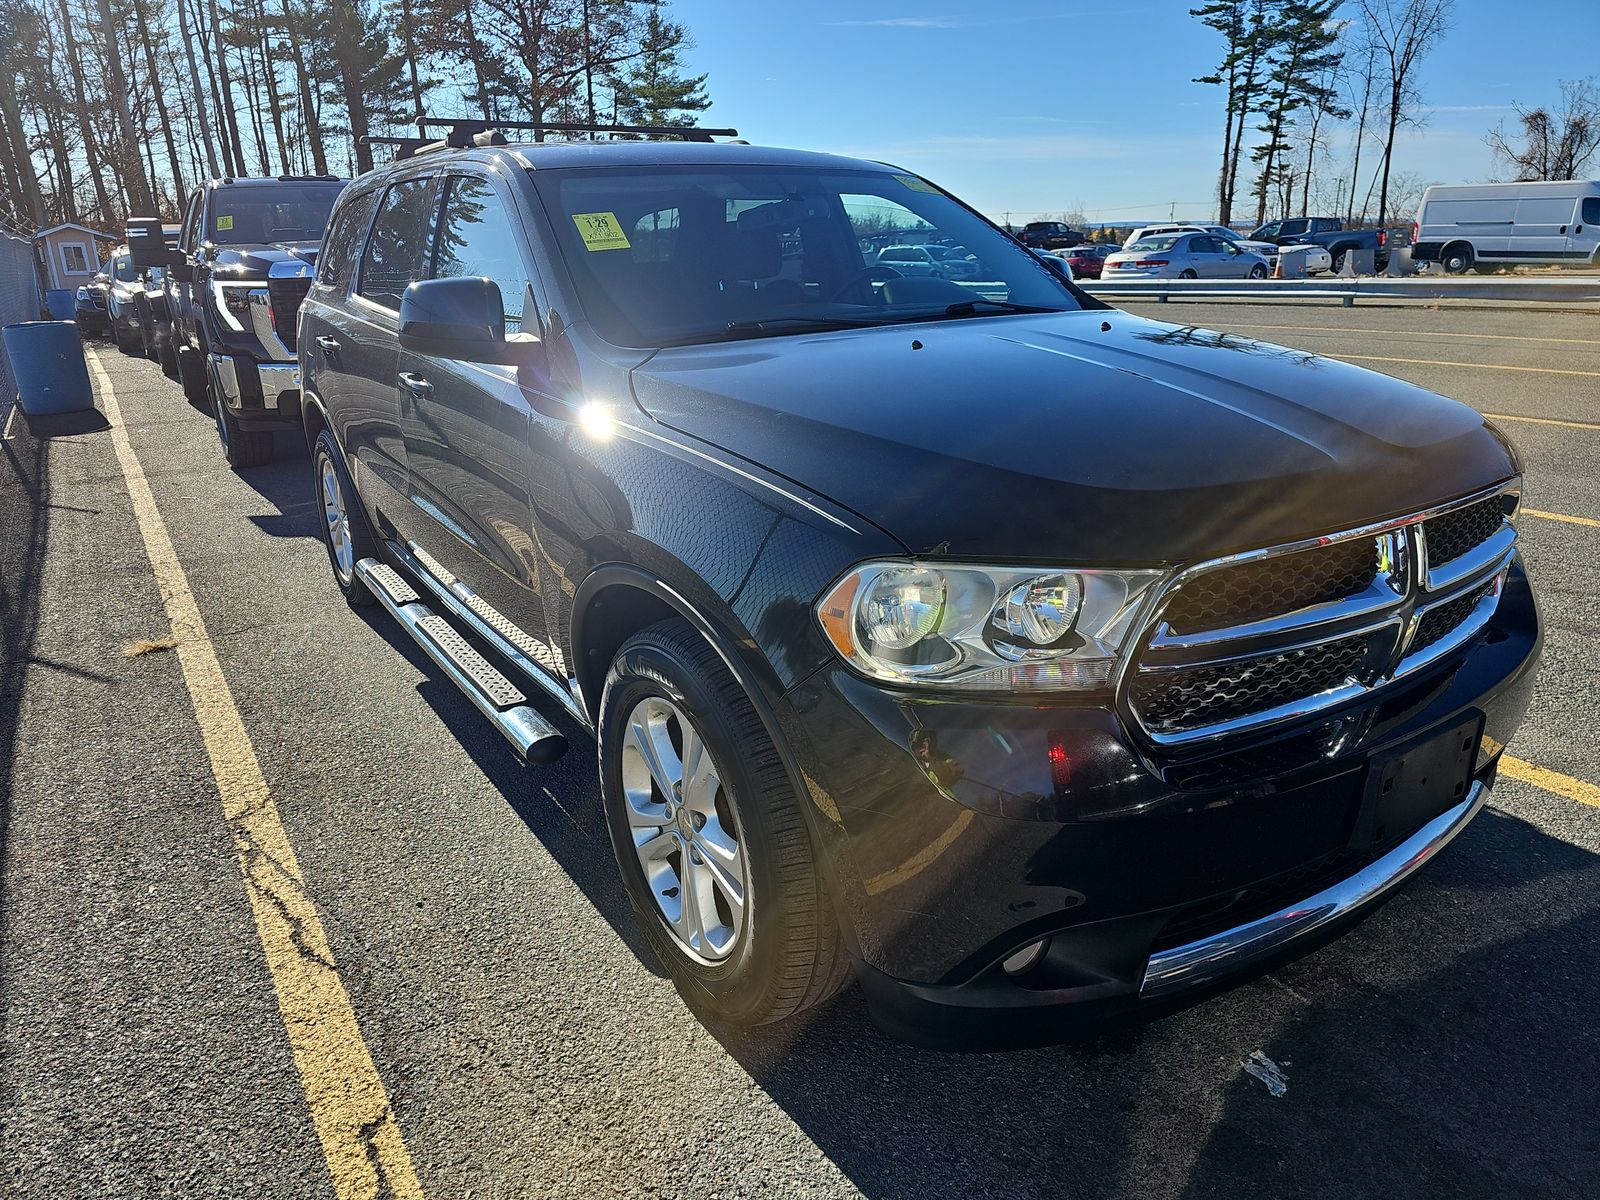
left=3, top=301, right=1598, bottom=1198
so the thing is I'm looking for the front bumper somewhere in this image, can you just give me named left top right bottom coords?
left=781, top=560, right=1540, bottom=1048
left=208, top=353, right=302, bottom=430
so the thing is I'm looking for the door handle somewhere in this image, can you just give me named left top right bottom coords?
left=1559, top=225, right=1568, bottom=235
left=315, top=334, right=340, bottom=353
left=398, top=371, right=433, bottom=397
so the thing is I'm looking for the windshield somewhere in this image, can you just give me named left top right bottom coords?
left=531, top=165, right=1082, bottom=346
left=1127, top=236, right=1179, bottom=252
left=208, top=182, right=345, bottom=245
left=112, top=254, right=135, bottom=282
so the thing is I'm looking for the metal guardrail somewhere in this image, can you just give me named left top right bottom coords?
left=1082, top=276, right=1600, bottom=307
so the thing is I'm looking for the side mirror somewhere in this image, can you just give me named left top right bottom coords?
left=1040, top=254, right=1074, bottom=282
left=127, top=217, right=177, bottom=269
left=398, top=277, right=538, bottom=366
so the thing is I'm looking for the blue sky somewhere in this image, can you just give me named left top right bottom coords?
left=671, top=0, right=1600, bottom=224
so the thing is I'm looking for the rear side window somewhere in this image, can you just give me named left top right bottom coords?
left=432, top=176, right=529, bottom=333
left=357, top=178, right=437, bottom=311
left=1281, top=219, right=1310, bottom=236
left=318, top=190, right=377, bottom=288
left=1584, top=197, right=1600, bottom=224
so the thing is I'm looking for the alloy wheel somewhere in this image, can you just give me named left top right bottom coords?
left=620, top=695, right=748, bottom=963
left=320, top=453, right=355, bottom=584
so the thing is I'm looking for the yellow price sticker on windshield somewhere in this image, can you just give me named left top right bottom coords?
left=572, top=211, right=630, bottom=251
left=895, top=175, right=938, bottom=194
left=216, top=215, right=234, bottom=231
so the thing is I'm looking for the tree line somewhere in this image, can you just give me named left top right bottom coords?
left=1195, top=0, right=1600, bottom=229
left=0, top=0, right=710, bottom=228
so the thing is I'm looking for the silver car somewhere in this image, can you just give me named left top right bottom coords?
left=1103, top=233, right=1270, bottom=279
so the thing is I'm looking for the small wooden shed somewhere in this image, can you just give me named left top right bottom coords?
left=35, top=223, right=110, bottom=290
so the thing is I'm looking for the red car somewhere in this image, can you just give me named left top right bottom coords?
left=1064, top=244, right=1113, bottom=280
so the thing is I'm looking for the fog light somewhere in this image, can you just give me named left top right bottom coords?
left=1001, top=937, right=1050, bottom=976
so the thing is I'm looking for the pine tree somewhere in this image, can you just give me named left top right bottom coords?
left=1248, top=0, right=1345, bottom=226
left=614, top=7, right=707, bottom=127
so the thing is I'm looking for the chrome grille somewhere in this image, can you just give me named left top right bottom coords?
left=1423, top=495, right=1505, bottom=567
left=1132, top=637, right=1369, bottom=735
left=1125, top=483, right=1518, bottom=746
left=1162, top=539, right=1379, bottom=634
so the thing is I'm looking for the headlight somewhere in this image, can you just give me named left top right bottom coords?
left=817, top=561, right=1164, bottom=691
left=211, top=281, right=259, bottom=331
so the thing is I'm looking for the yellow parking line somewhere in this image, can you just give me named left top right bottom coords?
left=1523, top=508, right=1600, bottom=529
left=1332, top=353, right=1600, bottom=378
left=1500, top=756, right=1600, bottom=811
left=1483, top=412, right=1600, bottom=431
left=1200, top=320, right=1600, bottom=348
left=86, top=350, right=424, bottom=1200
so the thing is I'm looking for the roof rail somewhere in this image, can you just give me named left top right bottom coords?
left=417, top=118, right=739, bottom=145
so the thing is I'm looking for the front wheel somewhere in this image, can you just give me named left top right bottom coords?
left=1248, top=263, right=1268, bottom=279
left=599, top=619, right=850, bottom=1027
left=312, top=429, right=376, bottom=606
left=214, top=398, right=275, bottom=469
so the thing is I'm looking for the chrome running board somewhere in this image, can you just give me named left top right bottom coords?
left=1140, top=780, right=1489, bottom=998
left=385, top=538, right=590, bottom=728
left=356, top=557, right=568, bottom=764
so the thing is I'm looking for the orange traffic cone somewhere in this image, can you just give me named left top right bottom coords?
left=1272, top=254, right=1284, bottom=279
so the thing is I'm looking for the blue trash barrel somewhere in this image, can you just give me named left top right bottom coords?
left=45, top=289, right=75, bottom=320
left=2, top=321, right=95, bottom=415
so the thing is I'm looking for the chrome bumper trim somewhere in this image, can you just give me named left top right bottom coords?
left=1140, top=780, right=1489, bottom=998
left=208, top=353, right=300, bottom=412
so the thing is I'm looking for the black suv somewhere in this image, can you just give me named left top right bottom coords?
left=298, top=129, right=1540, bottom=1048
left=129, top=175, right=346, bottom=467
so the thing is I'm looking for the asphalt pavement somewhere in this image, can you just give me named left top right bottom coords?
left=2, top=301, right=1598, bottom=1199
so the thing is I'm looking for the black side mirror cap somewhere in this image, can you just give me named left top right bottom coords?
left=398, top=277, right=539, bottom=366
left=126, top=217, right=178, bottom=270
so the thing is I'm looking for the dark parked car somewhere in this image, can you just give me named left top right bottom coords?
left=73, top=278, right=109, bottom=338
left=1064, top=243, right=1113, bottom=279
left=299, top=130, right=1539, bottom=1049
left=1249, top=216, right=1388, bottom=273
left=1019, top=220, right=1082, bottom=250
left=128, top=175, right=346, bottom=467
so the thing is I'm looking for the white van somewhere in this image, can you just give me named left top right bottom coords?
left=1411, top=180, right=1600, bottom=272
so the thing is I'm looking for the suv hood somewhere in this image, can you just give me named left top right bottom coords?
left=629, top=311, right=1517, bottom=563
left=210, top=241, right=319, bottom=277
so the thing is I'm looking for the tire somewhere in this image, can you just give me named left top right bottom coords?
left=312, top=429, right=377, bottom=606
left=599, top=619, right=851, bottom=1027
left=1332, top=251, right=1348, bottom=274
left=177, top=343, right=209, bottom=406
left=1178, top=268, right=1198, bottom=279
left=214, top=396, right=275, bottom=469
left=1248, top=263, right=1267, bottom=279
left=158, top=329, right=179, bottom=379
left=114, top=321, right=138, bottom=354
left=1441, top=242, right=1474, bottom=274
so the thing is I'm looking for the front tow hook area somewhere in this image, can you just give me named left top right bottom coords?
left=355, top=557, right=568, bottom=764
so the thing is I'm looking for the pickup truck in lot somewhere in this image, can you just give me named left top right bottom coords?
left=298, top=128, right=1539, bottom=1049
left=128, top=174, right=346, bottom=468
left=1249, top=216, right=1389, bottom=273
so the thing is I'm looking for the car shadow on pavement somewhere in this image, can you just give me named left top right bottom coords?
left=711, top=806, right=1600, bottom=1200
left=222, top=442, right=323, bottom=543
left=350, top=604, right=667, bottom=977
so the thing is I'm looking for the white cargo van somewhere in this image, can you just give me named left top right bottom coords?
left=1411, top=180, right=1600, bottom=272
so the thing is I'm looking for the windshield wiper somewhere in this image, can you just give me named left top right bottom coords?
left=721, top=314, right=890, bottom=338
left=941, top=299, right=1066, bottom=317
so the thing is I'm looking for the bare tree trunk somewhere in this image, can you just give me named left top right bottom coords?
left=207, top=0, right=249, bottom=174
left=276, top=0, right=328, bottom=175
left=56, top=0, right=117, bottom=221
left=256, top=0, right=291, bottom=176
left=462, top=0, right=493, bottom=121
left=38, top=16, right=79, bottom=219
left=1377, top=77, right=1401, bottom=226
left=177, top=0, right=222, bottom=178
left=399, top=0, right=426, bottom=123
left=134, top=0, right=187, bottom=203
left=95, top=0, right=155, bottom=213
left=238, top=35, right=272, bottom=175
left=329, top=0, right=373, bottom=172
left=0, top=81, right=47, bottom=224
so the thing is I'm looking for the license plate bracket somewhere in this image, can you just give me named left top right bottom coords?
left=1352, top=714, right=1483, bottom=853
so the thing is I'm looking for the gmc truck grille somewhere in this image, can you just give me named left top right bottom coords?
left=268, top=278, right=312, bottom=352
left=1125, top=484, right=1519, bottom=746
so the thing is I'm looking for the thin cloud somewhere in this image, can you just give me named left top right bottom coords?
left=826, top=15, right=967, bottom=27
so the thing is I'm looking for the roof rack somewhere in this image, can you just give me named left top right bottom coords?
left=363, top=118, right=740, bottom=161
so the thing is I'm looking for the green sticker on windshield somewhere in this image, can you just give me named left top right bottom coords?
left=572, top=211, right=630, bottom=251
left=216, top=215, right=234, bottom=231
left=895, top=174, right=938, bottom=194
